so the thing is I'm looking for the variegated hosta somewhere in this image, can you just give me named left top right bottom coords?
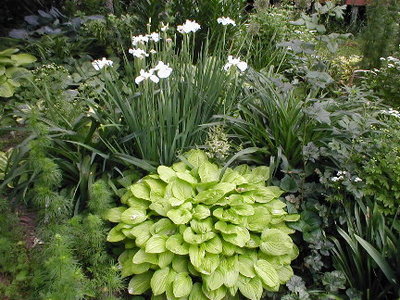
left=106, top=150, right=299, bottom=300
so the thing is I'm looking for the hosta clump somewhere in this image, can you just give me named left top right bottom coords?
left=106, top=150, right=299, bottom=300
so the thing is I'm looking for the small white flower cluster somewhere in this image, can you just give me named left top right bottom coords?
left=217, top=17, right=236, bottom=26
left=379, top=108, right=400, bottom=118
left=92, top=57, right=113, bottom=70
left=132, top=32, right=160, bottom=46
left=379, top=56, right=400, bottom=69
left=135, top=61, right=172, bottom=84
left=128, top=48, right=149, bottom=59
left=177, top=20, right=201, bottom=34
left=330, top=170, right=362, bottom=183
left=224, top=56, right=248, bottom=72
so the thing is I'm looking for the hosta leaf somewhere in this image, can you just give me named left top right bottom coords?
left=188, top=244, right=205, bottom=269
left=194, top=189, right=225, bottom=205
left=173, top=272, right=193, bottom=298
left=222, top=227, right=251, bottom=247
left=215, top=221, right=238, bottom=234
left=130, top=182, right=150, bottom=200
left=244, top=186, right=283, bottom=203
left=145, top=178, right=166, bottom=195
left=213, top=182, right=236, bottom=194
left=230, top=204, right=254, bottom=216
left=246, top=207, right=272, bottom=232
left=171, top=179, right=194, bottom=200
left=220, top=257, right=239, bottom=287
left=145, top=235, right=167, bottom=253
left=104, top=207, right=126, bottom=222
left=172, top=255, right=189, bottom=273
left=176, top=172, right=198, bottom=184
left=169, top=197, right=185, bottom=207
left=265, top=199, right=287, bottom=216
left=192, top=205, right=210, bottom=220
left=172, top=161, right=188, bottom=172
left=189, top=282, right=206, bottom=300
left=151, top=219, right=177, bottom=236
left=151, top=267, right=170, bottom=295
left=186, top=149, right=209, bottom=168
left=166, top=234, right=190, bottom=255
left=119, top=250, right=151, bottom=277
left=190, top=218, right=213, bottom=233
left=237, top=275, right=263, bottom=300
left=238, top=256, right=256, bottom=278
left=11, top=53, right=36, bottom=66
left=183, top=227, right=215, bottom=244
left=128, top=272, right=153, bottom=295
left=201, top=235, right=222, bottom=254
left=202, top=285, right=226, bottom=300
left=221, top=241, right=237, bottom=256
left=198, top=162, right=220, bottom=183
left=133, top=248, right=158, bottom=265
left=254, top=259, right=280, bottom=289
left=107, top=224, right=126, bottom=242
left=260, top=229, right=293, bottom=256
left=158, top=251, right=174, bottom=268
left=121, top=207, right=147, bottom=225
left=199, top=253, right=220, bottom=275
left=126, top=197, right=150, bottom=210
left=221, top=169, right=247, bottom=185
left=204, top=269, right=224, bottom=290
left=245, top=234, right=261, bottom=248
left=167, top=207, right=192, bottom=224
left=158, top=165, right=176, bottom=183
left=251, top=166, right=270, bottom=182
left=276, top=265, right=294, bottom=283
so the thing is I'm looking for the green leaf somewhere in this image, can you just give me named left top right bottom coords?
left=280, top=175, right=298, bottom=193
left=190, top=218, right=213, bottom=233
left=244, top=186, right=283, bottom=203
left=238, top=256, right=256, bottom=278
left=254, top=259, right=280, bottom=289
left=204, top=269, right=224, bottom=291
left=151, top=218, right=177, bottom=236
left=251, top=166, right=270, bottom=182
left=194, top=189, right=225, bottom=205
left=107, top=224, right=126, bottom=242
left=145, top=235, right=167, bottom=253
left=157, top=165, right=176, bottom=183
left=183, top=227, right=215, bottom=244
left=202, top=285, right=227, bottom=300
left=189, top=282, right=206, bottom=300
left=128, top=272, right=153, bottom=295
left=186, top=149, right=209, bottom=168
left=220, top=256, right=239, bottom=287
left=166, top=233, right=190, bottom=255
left=201, top=236, right=222, bottom=254
left=198, top=162, right=220, bottom=183
left=260, top=229, right=293, bottom=256
left=0, top=81, right=15, bottom=98
left=145, top=178, right=166, bottom=195
left=176, top=172, right=198, bottom=184
left=173, top=272, right=193, bottom=297
left=238, top=275, right=263, bottom=300
left=172, top=255, right=189, bottom=273
left=221, top=169, right=247, bottom=185
left=158, top=251, right=174, bottom=268
left=121, top=207, right=147, bottom=225
left=221, top=228, right=250, bottom=247
left=104, top=207, right=126, bottom=222
left=133, top=248, right=158, bottom=265
left=151, top=267, right=170, bottom=295
left=167, top=206, right=192, bottom=224
left=130, top=182, right=151, bottom=200
left=171, top=179, right=194, bottom=200
left=0, top=48, right=19, bottom=56
left=276, top=265, right=294, bottom=283
left=11, top=53, right=36, bottom=66
left=192, top=205, right=210, bottom=220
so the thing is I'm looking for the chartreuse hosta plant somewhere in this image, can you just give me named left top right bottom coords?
left=106, top=150, right=299, bottom=299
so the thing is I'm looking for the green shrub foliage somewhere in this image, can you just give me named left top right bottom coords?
left=106, top=150, right=299, bottom=299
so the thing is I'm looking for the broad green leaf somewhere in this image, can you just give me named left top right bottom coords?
left=158, top=251, right=174, bottom=268
left=183, top=227, right=215, bottom=244
left=246, top=234, right=261, bottom=248
left=107, top=224, right=126, bottom=242
left=260, top=229, right=293, bottom=256
left=251, top=166, right=270, bottom=182
left=202, top=285, right=226, bottom=300
left=128, top=272, right=153, bottom=295
left=221, top=241, right=237, bottom=256
left=169, top=197, right=185, bottom=207
left=201, top=236, right=222, bottom=254
left=265, top=199, right=287, bottom=216
left=247, top=207, right=272, bottom=232
left=276, top=265, right=294, bottom=283
left=173, top=272, right=192, bottom=298
left=166, top=234, right=190, bottom=255
left=0, top=48, right=19, bottom=56
left=151, top=267, right=170, bottom=295
left=254, top=259, right=280, bottom=289
left=230, top=204, right=254, bottom=216
left=192, top=205, right=210, bottom=220
left=126, top=197, right=150, bottom=210
left=186, top=149, right=209, bottom=168
left=198, top=162, right=220, bottom=183
left=149, top=200, right=172, bottom=217
left=188, top=244, right=205, bottom=269
left=104, top=207, right=126, bottom=222
left=121, top=207, right=147, bottom=225
left=189, top=282, right=206, bottom=300
left=213, top=207, right=244, bottom=224
left=133, top=248, right=158, bottom=264
left=194, top=189, right=224, bottom=205
left=215, top=221, right=238, bottom=234
left=204, top=269, right=224, bottom=290
left=283, top=214, right=300, bottom=222
left=237, top=275, right=263, bottom=300
left=11, top=53, right=36, bottom=66
left=145, top=178, right=166, bottom=195
left=213, top=182, right=236, bottom=194
left=238, top=256, right=256, bottom=278
left=190, top=218, right=213, bottom=233
left=171, top=179, right=194, bottom=200
left=145, top=235, right=167, bottom=253
left=151, top=218, right=177, bottom=236
left=244, top=186, right=283, bottom=203
left=119, top=250, right=151, bottom=277
left=0, top=81, right=15, bottom=98
left=222, top=227, right=251, bottom=247
left=221, top=169, right=247, bottom=185
left=157, top=165, right=176, bottom=183
left=199, top=253, right=220, bottom=275
left=172, top=161, right=188, bottom=172
left=220, top=256, right=239, bottom=287
left=172, top=255, right=189, bottom=273
left=130, top=182, right=150, bottom=200
left=176, top=172, right=198, bottom=184
left=167, top=207, right=192, bottom=224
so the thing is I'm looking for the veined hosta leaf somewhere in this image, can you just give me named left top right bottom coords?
left=230, top=204, right=254, bottom=216
left=173, top=272, right=193, bottom=298
left=204, top=268, right=224, bottom=290
left=121, top=207, right=147, bottom=225
left=254, top=259, right=280, bottom=289
left=126, top=197, right=150, bottom=210
left=221, top=169, right=247, bottom=185
left=130, top=182, right=151, bottom=200
left=167, top=206, right=192, bottom=224
left=107, top=223, right=130, bottom=242
left=169, top=197, right=185, bottom=207
left=265, top=199, right=287, bottom=216
left=158, top=251, right=174, bottom=268
left=215, top=221, right=238, bottom=234
left=104, top=207, right=126, bottom=223
left=151, top=267, right=170, bottom=295
left=199, top=253, right=220, bottom=275
left=176, top=172, right=198, bottom=184
left=172, top=161, right=188, bottom=172
left=189, top=282, right=206, bottom=300
left=128, top=272, right=153, bottom=295
left=213, top=182, right=236, bottom=194
left=158, top=165, right=176, bottom=183
left=149, top=200, right=172, bottom=216
left=221, top=240, right=237, bottom=256
left=188, top=244, right=205, bottom=269
left=172, top=255, right=189, bottom=273
left=237, top=275, right=263, bottom=300
left=133, top=248, right=158, bottom=265
left=183, top=227, right=215, bottom=244
left=213, top=208, right=244, bottom=224
left=276, top=265, right=294, bottom=283
left=166, top=234, right=190, bottom=255
left=119, top=250, right=151, bottom=277
left=202, top=285, right=226, bottom=300
left=186, top=149, right=209, bottom=168
left=194, top=189, right=225, bottom=205
left=220, top=256, right=239, bottom=287
left=145, top=235, right=167, bottom=253
left=246, top=234, right=261, bottom=248
left=260, top=229, right=293, bottom=256
left=246, top=207, right=272, bottom=232
left=190, top=218, right=213, bottom=233
left=192, top=205, right=210, bottom=220
left=145, top=178, right=166, bottom=195
left=238, top=256, right=256, bottom=278
left=198, top=161, right=220, bottom=183
left=171, top=179, right=194, bottom=200
left=250, top=166, right=270, bottom=182
left=243, top=186, right=283, bottom=203
left=151, top=218, right=177, bottom=236
left=201, top=235, right=222, bottom=254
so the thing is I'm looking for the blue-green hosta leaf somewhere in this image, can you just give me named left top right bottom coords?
left=192, top=205, right=210, bottom=220
left=173, top=272, right=193, bottom=298
left=202, top=285, right=227, bottom=300
left=260, top=229, right=293, bottom=256
left=151, top=267, right=170, bottom=295
left=167, top=207, right=192, bottom=224
left=171, top=179, right=194, bottom=200
left=130, top=182, right=151, bottom=200
left=121, top=207, right=147, bottom=225
left=158, top=251, right=174, bottom=268
left=198, top=161, right=220, bottom=183
left=183, top=227, right=215, bottom=244
left=204, top=268, right=225, bottom=290
left=221, top=169, right=247, bottom=185
left=104, top=207, right=126, bottom=222
left=145, top=235, right=167, bottom=253
left=133, top=248, right=158, bottom=265
left=176, top=172, right=198, bottom=184
left=276, top=265, right=294, bottom=283
left=166, top=234, right=190, bottom=255
left=254, top=259, right=280, bottom=290
left=186, top=149, right=209, bottom=168
left=237, top=275, right=263, bottom=300
left=238, top=256, right=256, bottom=278
left=201, top=235, right=222, bottom=254
left=157, top=166, right=176, bottom=183
left=190, top=218, right=213, bottom=233
left=172, top=255, right=189, bottom=273
left=128, top=272, right=153, bottom=295
left=221, top=226, right=250, bottom=248
left=194, top=189, right=225, bottom=205
left=189, top=282, right=206, bottom=300
left=145, top=178, right=166, bottom=195
left=151, top=218, right=177, bottom=236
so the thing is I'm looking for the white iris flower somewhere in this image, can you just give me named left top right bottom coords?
left=135, top=69, right=159, bottom=84
left=152, top=61, right=173, bottom=78
left=217, top=17, right=236, bottom=26
left=132, top=34, right=149, bottom=46
left=92, top=57, right=113, bottom=70
left=224, top=56, right=248, bottom=72
left=177, top=20, right=201, bottom=34
left=128, top=48, right=149, bottom=59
